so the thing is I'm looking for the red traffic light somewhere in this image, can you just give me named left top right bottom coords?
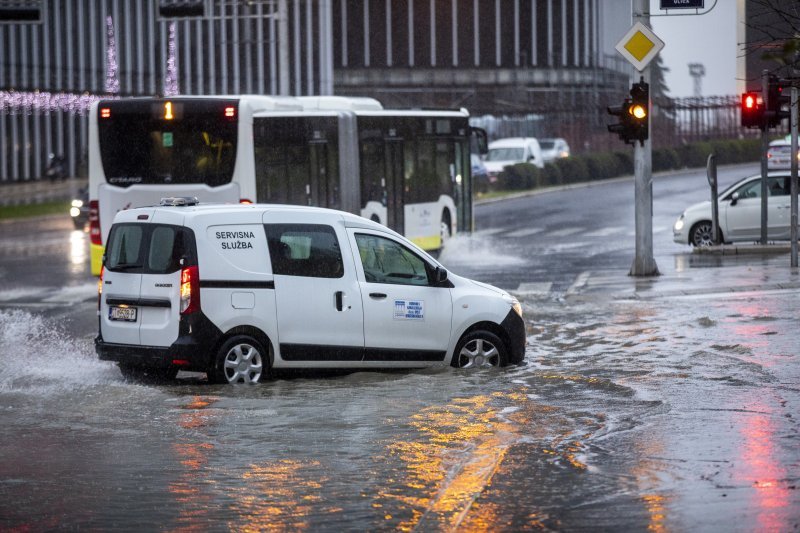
left=741, top=92, right=763, bottom=129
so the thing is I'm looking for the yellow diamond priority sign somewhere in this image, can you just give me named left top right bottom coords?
left=615, top=22, right=664, bottom=72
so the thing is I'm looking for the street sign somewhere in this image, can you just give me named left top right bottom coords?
left=660, top=0, right=704, bottom=8
left=614, top=22, right=665, bottom=72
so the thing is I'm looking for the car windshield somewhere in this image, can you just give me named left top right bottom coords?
left=539, top=140, right=556, bottom=150
left=486, top=147, right=524, bottom=161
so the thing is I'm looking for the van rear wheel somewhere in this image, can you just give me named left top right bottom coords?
left=208, top=335, right=267, bottom=384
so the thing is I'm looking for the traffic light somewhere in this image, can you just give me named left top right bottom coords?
left=740, top=92, right=763, bottom=129
left=158, top=0, right=205, bottom=18
left=607, top=100, right=633, bottom=144
left=628, top=79, right=649, bottom=144
left=607, top=78, right=649, bottom=146
left=766, top=76, right=790, bottom=128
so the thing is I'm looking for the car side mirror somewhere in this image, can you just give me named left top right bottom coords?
left=434, top=266, right=448, bottom=285
left=730, top=192, right=739, bottom=206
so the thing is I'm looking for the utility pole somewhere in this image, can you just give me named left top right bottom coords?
left=760, top=70, right=769, bottom=245
left=630, top=0, right=659, bottom=277
left=791, top=85, right=798, bottom=267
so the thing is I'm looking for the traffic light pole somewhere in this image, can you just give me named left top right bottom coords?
left=630, top=0, right=659, bottom=277
left=791, top=85, right=798, bottom=267
left=760, top=70, right=769, bottom=245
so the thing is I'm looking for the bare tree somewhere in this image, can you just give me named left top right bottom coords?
left=743, top=0, right=800, bottom=76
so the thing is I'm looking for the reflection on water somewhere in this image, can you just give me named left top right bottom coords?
left=376, top=391, right=541, bottom=531
left=69, top=229, right=87, bottom=273
left=735, top=400, right=792, bottom=532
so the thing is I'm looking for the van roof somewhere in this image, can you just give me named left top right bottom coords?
left=111, top=202, right=406, bottom=238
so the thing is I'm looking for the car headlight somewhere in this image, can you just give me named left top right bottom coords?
left=674, top=216, right=684, bottom=232
left=511, top=298, right=522, bottom=318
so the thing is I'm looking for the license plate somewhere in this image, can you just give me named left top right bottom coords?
left=109, top=306, right=137, bottom=322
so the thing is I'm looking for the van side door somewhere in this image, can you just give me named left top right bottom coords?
left=263, top=212, right=365, bottom=364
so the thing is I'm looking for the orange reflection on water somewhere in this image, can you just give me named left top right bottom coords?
left=169, top=397, right=219, bottom=532
left=234, top=459, right=339, bottom=532
left=377, top=391, right=537, bottom=531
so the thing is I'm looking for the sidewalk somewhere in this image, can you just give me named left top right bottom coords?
left=0, top=177, right=88, bottom=207
left=567, top=251, right=800, bottom=301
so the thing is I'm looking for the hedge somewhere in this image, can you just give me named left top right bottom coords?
left=494, top=137, right=761, bottom=193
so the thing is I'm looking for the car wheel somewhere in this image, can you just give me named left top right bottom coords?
left=209, top=335, right=267, bottom=384
left=119, top=363, right=178, bottom=383
left=452, top=330, right=508, bottom=369
left=690, top=221, right=714, bottom=247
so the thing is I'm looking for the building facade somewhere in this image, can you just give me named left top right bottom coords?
left=0, top=0, right=629, bottom=183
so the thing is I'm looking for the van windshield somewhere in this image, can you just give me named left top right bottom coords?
left=486, top=148, right=524, bottom=161
left=105, top=224, right=194, bottom=274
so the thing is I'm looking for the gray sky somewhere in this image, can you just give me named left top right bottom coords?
left=650, top=1, right=739, bottom=98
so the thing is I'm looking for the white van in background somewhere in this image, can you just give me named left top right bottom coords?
left=483, top=137, right=544, bottom=183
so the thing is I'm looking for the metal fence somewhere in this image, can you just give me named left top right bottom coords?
left=471, top=94, right=765, bottom=155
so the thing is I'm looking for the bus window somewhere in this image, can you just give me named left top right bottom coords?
left=360, top=141, right=385, bottom=208
left=99, top=109, right=237, bottom=187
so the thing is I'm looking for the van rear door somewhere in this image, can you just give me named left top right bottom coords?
left=101, top=219, right=192, bottom=347
left=101, top=223, right=147, bottom=345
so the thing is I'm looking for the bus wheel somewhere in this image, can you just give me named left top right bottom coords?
left=440, top=211, right=452, bottom=244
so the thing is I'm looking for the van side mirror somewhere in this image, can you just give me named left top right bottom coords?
left=434, top=266, right=448, bottom=285
left=730, top=192, right=739, bottom=206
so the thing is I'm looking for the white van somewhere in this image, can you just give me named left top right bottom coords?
left=483, top=137, right=544, bottom=183
left=95, top=198, right=526, bottom=383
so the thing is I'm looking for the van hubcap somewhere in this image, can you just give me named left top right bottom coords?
left=223, top=343, right=263, bottom=383
left=458, top=339, right=500, bottom=369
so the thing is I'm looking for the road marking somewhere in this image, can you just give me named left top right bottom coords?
left=566, top=271, right=591, bottom=295
left=42, top=283, right=98, bottom=304
left=548, top=227, right=582, bottom=237
left=583, top=226, right=626, bottom=238
left=513, top=282, right=553, bottom=296
left=505, top=227, right=544, bottom=238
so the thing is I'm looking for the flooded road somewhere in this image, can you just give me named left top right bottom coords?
left=1, top=288, right=797, bottom=530
left=1, top=165, right=798, bottom=530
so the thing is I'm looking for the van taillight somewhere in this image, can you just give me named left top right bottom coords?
left=180, top=265, right=200, bottom=314
left=89, top=200, right=101, bottom=246
left=97, top=265, right=104, bottom=311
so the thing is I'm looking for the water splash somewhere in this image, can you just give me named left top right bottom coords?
left=0, top=309, right=118, bottom=393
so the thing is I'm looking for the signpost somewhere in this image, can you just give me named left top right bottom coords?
left=615, top=6, right=661, bottom=277
left=707, top=154, right=720, bottom=245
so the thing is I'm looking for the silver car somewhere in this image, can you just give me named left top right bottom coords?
left=673, top=172, right=797, bottom=246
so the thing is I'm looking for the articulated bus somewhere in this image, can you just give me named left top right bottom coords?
left=88, top=95, right=485, bottom=275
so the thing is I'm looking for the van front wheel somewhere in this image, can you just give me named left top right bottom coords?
left=452, top=330, right=508, bottom=369
left=209, top=335, right=267, bottom=384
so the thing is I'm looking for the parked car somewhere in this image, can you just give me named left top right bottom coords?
left=483, top=137, right=544, bottom=184
left=69, top=186, right=89, bottom=229
left=673, top=172, right=798, bottom=246
left=96, top=198, right=526, bottom=383
left=539, top=138, right=570, bottom=165
left=767, top=138, right=798, bottom=170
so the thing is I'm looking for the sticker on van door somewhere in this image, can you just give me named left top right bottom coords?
left=394, top=300, right=424, bottom=320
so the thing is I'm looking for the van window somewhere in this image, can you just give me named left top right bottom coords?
left=106, top=225, right=144, bottom=270
left=355, top=233, right=430, bottom=286
left=265, top=224, right=343, bottom=278
left=105, top=224, right=193, bottom=274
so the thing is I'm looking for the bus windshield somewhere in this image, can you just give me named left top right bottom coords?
left=98, top=99, right=238, bottom=187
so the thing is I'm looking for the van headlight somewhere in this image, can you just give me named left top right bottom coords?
left=674, top=215, right=685, bottom=232
left=512, top=300, right=522, bottom=317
